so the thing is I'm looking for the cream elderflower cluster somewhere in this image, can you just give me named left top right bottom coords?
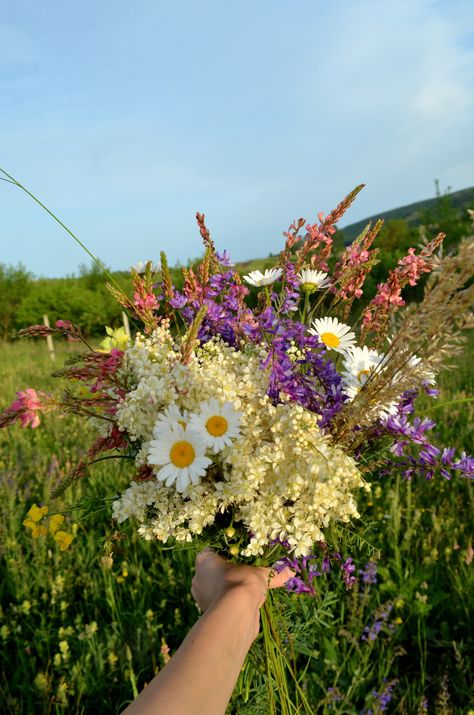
left=112, top=328, right=367, bottom=557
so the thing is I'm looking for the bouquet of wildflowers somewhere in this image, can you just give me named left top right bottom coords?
left=2, top=185, right=473, bottom=565
left=1, top=184, right=473, bottom=707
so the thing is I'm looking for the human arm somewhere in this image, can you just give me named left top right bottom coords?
left=121, top=549, right=292, bottom=715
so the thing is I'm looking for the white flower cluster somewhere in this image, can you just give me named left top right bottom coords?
left=112, top=326, right=367, bottom=557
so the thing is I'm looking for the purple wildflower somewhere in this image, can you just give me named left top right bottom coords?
left=340, top=557, right=357, bottom=588
left=359, top=560, right=378, bottom=585
left=361, top=602, right=393, bottom=642
left=215, top=249, right=234, bottom=266
left=169, top=292, right=188, bottom=310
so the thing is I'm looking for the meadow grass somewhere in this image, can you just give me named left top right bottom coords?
left=0, top=338, right=472, bottom=714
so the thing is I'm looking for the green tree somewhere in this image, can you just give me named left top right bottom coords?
left=0, top=263, right=32, bottom=339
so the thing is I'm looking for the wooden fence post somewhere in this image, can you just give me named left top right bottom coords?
left=43, top=314, right=56, bottom=361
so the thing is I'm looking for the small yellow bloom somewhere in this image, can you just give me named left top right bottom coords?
left=0, top=625, right=10, bottom=640
left=229, top=545, right=240, bottom=557
left=108, top=652, right=119, bottom=669
left=23, top=519, right=47, bottom=539
left=394, top=617, right=403, bottom=625
left=99, top=326, right=130, bottom=352
left=27, top=504, right=49, bottom=522
left=34, top=672, right=50, bottom=694
left=54, top=531, right=74, bottom=551
left=49, top=514, right=65, bottom=534
left=20, top=600, right=31, bottom=614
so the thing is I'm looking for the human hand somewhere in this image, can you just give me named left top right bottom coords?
left=191, top=548, right=294, bottom=613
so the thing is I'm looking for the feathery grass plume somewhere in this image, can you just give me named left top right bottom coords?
left=294, top=184, right=365, bottom=271
left=360, top=232, right=446, bottom=345
left=180, top=304, right=208, bottom=364
left=106, top=282, right=135, bottom=311
left=334, top=238, right=474, bottom=448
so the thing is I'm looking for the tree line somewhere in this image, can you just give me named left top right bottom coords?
left=0, top=188, right=471, bottom=340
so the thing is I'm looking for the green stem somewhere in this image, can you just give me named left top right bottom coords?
left=0, top=167, right=129, bottom=304
left=422, top=396, right=474, bottom=413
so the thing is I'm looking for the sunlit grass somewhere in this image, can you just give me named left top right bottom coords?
left=0, top=338, right=472, bottom=713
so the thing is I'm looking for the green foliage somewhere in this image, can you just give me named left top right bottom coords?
left=0, top=338, right=472, bottom=713
left=0, top=263, right=32, bottom=339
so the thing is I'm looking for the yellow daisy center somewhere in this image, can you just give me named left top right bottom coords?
left=356, top=368, right=371, bottom=384
left=320, top=332, right=340, bottom=349
left=170, top=441, right=195, bottom=467
left=206, top=415, right=228, bottom=437
left=301, top=282, right=318, bottom=294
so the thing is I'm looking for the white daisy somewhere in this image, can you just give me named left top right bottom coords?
left=189, top=399, right=241, bottom=452
left=341, top=346, right=386, bottom=400
left=153, top=405, right=189, bottom=436
left=309, top=316, right=356, bottom=354
left=242, top=268, right=283, bottom=287
left=297, top=269, right=331, bottom=293
left=147, top=424, right=211, bottom=493
left=130, top=260, right=159, bottom=275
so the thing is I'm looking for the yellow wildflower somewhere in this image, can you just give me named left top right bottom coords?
left=54, top=531, right=74, bottom=551
left=20, top=600, right=31, bottom=614
left=34, top=672, right=50, bottom=694
left=26, top=504, right=49, bottom=522
left=84, top=622, right=98, bottom=637
left=0, top=625, right=10, bottom=640
left=49, top=514, right=65, bottom=534
left=108, top=652, right=119, bottom=669
left=23, top=519, right=47, bottom=539
left=56, top=680, right=68, bottom=707
left=100, top=326, right=130, bottom=352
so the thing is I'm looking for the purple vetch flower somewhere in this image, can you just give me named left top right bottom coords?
left=340, top=557, right=357, bottom=588
left=361, top=602, right=393, bottom=642
left=169, top=291, right=188, bottom=310
left=256, top=314, right=347, bottom=429
left=371, top=397, right=474, bottom=482
left=215, top=249, right=234, bottom=266
left=274, top=543, right=355, bottom=595
left=327, top=687, right=343, bottom=703
left=368, top=679, right=398, bottom=712
left=279, top=261, right=301, bottom=315
left=359, top=560, right=378, bottom=585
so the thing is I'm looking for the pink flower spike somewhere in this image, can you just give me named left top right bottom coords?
left=9, top=388, right=44, bottom=429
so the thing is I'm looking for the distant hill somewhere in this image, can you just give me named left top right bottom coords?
left=338, top=186, right=474, bottom=243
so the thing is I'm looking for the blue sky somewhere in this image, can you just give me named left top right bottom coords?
left=1, top=0, right=473, bottom=277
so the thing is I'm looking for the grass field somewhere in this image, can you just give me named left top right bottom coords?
left=0, top=338, right=473, bottom=714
